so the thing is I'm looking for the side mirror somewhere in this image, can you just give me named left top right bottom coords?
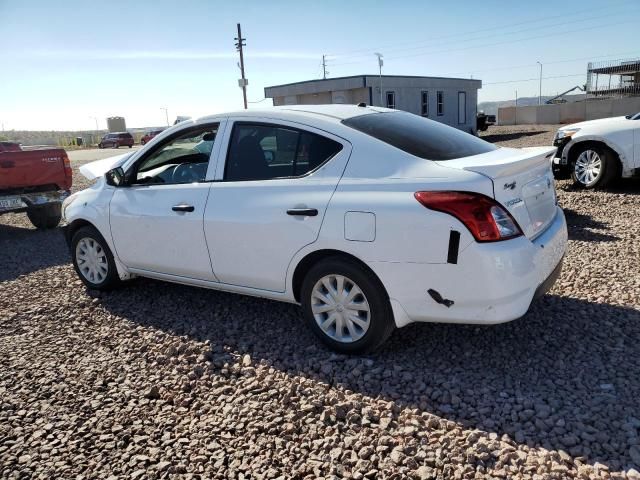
left=105, top=166, right=126, bottom=187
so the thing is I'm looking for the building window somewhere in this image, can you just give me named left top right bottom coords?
left=421, top=91, right=429, bottom=116
left=386, top=91, right=396, bottom=109
left=437, top=91, right=444, bottom=116
left=458, top=91, right=467, bottom=124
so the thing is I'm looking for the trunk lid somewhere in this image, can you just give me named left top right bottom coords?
left=436, top=146, right=558, bottom=239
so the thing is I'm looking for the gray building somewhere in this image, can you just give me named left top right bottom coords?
left=264, top=75, right=482, bottom=133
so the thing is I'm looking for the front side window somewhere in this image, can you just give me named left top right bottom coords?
left=421, top=91, right=429, bottom=116
left=132, top=124, right=218, bottom=185
left=342, top=111, right=496, bottom=161
left=437, top=91, right=444, bottom=116
left=224, top=123, right=342, bottom=181
left=386, top=91, right=396, bottom=109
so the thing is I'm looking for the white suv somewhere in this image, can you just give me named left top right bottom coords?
left=63, top=105, right=567, bottom=353
left=553, top=112, right=640, bottom=188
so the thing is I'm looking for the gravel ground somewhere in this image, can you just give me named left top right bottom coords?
left=1, top=125, right=640, bottom=479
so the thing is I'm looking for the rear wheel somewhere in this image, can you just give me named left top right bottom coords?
left=141, top=139, right=146, bottom=145
left=571, top=145, right=618, bottom=189
left=27, top=204, right=61, bottom=229
left=71, top=226, right=121, bottom=290
left=301, top=257, right=394, bottom=354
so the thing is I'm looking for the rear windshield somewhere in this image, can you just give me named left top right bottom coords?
left=342, top=111, right=497, bottom=161
left=119, top=133, right=133, bottom=138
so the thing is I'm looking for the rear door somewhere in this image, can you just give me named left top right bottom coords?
left=204, top=118, right=350, bottom=292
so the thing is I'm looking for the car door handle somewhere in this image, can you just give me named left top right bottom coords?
left=287, top=208, right=318, bottom=217
left=172, top=204, right=195, bottom=212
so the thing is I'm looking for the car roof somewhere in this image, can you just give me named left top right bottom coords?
left=197, top=104, right=392, bottom=125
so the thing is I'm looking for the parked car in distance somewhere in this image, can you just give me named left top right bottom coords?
left=0, top=141, right=22, bottom=152
left=0, top=143, right=72, bottom=228
left=140, top=129, right=165, bottom=145
left=552, top=111, right=640, bottom=188
left=63, top=105, right=567, bottom=353
left=476, top=111, right=496, bottom=132
left=98, top=132, right=134, bottom=149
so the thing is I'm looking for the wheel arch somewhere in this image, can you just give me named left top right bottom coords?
left=566, top=138, right=622, bottom=169
left=291, top=248, right=389, bottom=304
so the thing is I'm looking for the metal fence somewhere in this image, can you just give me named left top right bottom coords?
left=586, top=58, right=640, bottom=98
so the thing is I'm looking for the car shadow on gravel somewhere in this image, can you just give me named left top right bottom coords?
left=98, top=279, right=640, bottom=472
left=563, top=208, right=619, bottom=242
left=0, top=223, right=69, bottom=281
left=481, top=130, right=548, bottom=143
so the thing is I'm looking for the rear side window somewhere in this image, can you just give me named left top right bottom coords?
left=342, top=111, right=496, bottom=161
left=224, top=123, right=342, bottom=181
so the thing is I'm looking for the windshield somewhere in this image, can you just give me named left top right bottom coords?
left=342, top=111, right=497, bottom=161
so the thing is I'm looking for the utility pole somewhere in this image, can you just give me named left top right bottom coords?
left=537, top=61, right=543, bottom=105
left=235, top=23, right=248, bottom=110
left=374, top=52, right=383, bottom=107
left=515, top=90, right=518, bottom=125
left=90, top=116, right=99, bottom=131
left=322, top=54, right=328, bottom=80
left=160, top=107, right=169, bottom=126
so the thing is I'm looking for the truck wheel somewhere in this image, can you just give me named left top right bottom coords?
left=571, top=145, right=618, bottom=189
left=71, top=226, right=121, bottom=290
left=27, top=204, right=62, bottom=229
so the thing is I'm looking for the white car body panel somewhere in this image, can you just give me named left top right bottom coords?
left=64, top=105, right=568, bottom=329
left=556, top=115, right=639, bottom=177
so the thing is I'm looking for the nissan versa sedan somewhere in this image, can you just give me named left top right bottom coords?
left=62, top=105, right=567, bottom=353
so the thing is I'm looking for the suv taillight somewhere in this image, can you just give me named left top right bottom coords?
left=414, top=191, right=523, bottom=242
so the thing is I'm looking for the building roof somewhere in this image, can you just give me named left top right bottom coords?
left=589, top=60, right=640, bottom=75
left=264, top=74, right=481, bottom=97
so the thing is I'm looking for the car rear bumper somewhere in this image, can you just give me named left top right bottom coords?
left=369, top=206, right=568, bottom=327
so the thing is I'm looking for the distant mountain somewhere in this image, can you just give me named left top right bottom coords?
left=478, top=94, right=585, bottom=116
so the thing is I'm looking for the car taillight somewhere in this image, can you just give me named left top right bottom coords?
left=414, top=191, right=523, bottom=242
left=62, top=153, right=73, bottom=187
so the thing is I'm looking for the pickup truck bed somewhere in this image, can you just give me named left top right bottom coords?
left=0, top=145, right=72, bottom=229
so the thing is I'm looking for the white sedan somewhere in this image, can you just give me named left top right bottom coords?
left=553, top=111, right=640, bottom=188
left=62, top=105, right=567, bottom=353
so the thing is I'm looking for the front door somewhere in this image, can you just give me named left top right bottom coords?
left=204, top=119, right=350, bottom=292
left=109, top=122, right=223, bottom=281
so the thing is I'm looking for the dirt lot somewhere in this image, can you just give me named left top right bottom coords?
left=1, top=125, right=640, bottom=479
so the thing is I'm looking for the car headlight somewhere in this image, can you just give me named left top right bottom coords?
left=554, top=128, right=580, bottom=141
left=61, top=194, right=77, bottom=220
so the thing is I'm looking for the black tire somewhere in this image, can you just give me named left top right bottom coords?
left=128, top=145, right=132, bottom=148
left=71, top=226, right=121, bottom=290
left=113, top=143, right=119, bottom=149
left=141, top=140, right=146, bottom=145
left=300, top=256, right=395, bottom=354
left=98, top=143, right=103, bottom=149
left=570, top=144, right=618, bottom=189
left=27, top=204, right=61, bottom=229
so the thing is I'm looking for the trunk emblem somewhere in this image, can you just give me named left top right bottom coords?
left=504, top=181, right=517, bottom=191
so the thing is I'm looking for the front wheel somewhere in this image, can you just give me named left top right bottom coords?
left=301, top=257, right=395, bottom=354
left=71, top=226, right=121, bottom=290
left=571, top=145, right=618, bottom=189
left=27, top=204, right=61, bottom=229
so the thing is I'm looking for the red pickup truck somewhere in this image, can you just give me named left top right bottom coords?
left=0, top=142, right=72, bottom=229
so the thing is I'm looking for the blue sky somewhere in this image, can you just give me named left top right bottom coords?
left=1, top=0, right=639, bottom=130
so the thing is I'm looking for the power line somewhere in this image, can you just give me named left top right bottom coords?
left=329, top=8, right=638, bottom=63
left=325, top=0, right=635, bottom=60
left=483, top=73, right=586, bottom=86
left=442, top=50, right=640, bottom=77
left=328, top=18, right=637, bottom=67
